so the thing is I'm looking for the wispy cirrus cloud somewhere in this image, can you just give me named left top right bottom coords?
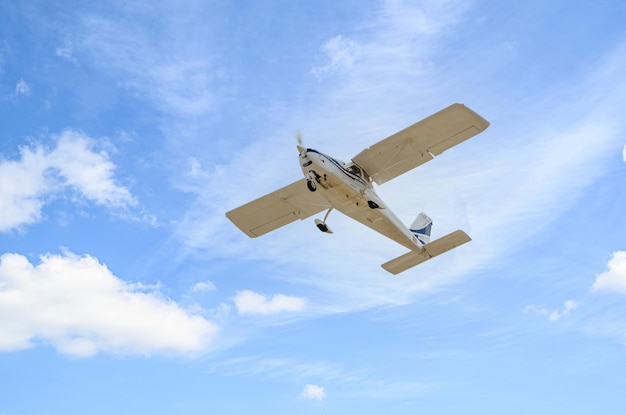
left=55, top=41, right=78, bottom=64
left=312, top=35, right=360, bottom=77
left=73, top=3, right=222, bottom=122
left=524, top=300, right=580, bottom=321
left=213, top=354, right=433, bottom=401
left=312, top=0, right=469, bottom=78
left=166, top=2, right=626, bottom=315
left=0, top=251, right=217, bottom=357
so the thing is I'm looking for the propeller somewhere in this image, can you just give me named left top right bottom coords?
left=296, top=130, right=305, bottom=154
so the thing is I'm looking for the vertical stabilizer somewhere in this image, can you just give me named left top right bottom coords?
left=410, top=213, right=432, bottom=245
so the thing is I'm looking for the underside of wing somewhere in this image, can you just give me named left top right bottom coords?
left=331, top=199, right=418, bottom=252
left=352, top=103, right=490, bottom=185
left=226, top=179, right=330, bottom=238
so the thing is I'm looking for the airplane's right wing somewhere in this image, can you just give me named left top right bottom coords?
left=352, top=103, right=489, bottom=185
left=226, top=179, right=330, bottom=238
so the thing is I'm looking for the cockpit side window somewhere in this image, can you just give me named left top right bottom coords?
left=346, top=164, right=363, bottom=179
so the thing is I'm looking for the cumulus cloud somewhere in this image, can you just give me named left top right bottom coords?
left=0, top=251, right=217, bottom=357
left=299, top=384, right=326, bottom=402
left=591, top=251, right=626, bottom=294
left=0, top=145, right=49, bottom=231
left=233, top=290, right=307, bottom=315
left=0, top=130, right=136, bottom=232
left=14, top=79, right=30, bottom=96
left=48, top=131, right=135, bottom=207
left=548, top=300, right=579, bottom=321
left=191, top=280, right=216, bottom=293
left=524, top=300, right=579, bottom=321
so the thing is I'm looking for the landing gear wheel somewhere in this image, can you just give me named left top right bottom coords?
left=316, top=222, right=329, bottom=232
left=307, top=180, right=317, bottom=192
left=367, top=200, right=380, bottom=209
left=314, top=218, right=333, bottom=233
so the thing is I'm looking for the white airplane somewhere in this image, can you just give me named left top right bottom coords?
left=226, top=103, right=489, bottom=274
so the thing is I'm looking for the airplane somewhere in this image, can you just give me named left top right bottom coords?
left=226, top=103, right=489, bottom=274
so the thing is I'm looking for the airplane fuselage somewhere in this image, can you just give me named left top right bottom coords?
left=297, top=146, right=421, bottom=251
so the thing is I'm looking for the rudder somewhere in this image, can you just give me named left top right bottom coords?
left=410, top=213, right=432, bottom=245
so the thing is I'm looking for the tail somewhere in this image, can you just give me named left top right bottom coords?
left=410, top=213, right=432, bottom=246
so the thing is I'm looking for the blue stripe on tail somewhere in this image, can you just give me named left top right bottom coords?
left=410, top=213, right=432, bottom=246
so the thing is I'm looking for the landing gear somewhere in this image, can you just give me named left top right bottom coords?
left=367, top=200, right=380, bottom=209
left=315, top=208, right=334, bottom=233
left=306, top=170, right=321, bottom=192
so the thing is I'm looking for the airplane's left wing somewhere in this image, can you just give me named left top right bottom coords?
left=226, top=179, right=330, bottom=238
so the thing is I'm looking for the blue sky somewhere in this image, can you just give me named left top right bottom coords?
left=1, top=0, right=626, bottom=413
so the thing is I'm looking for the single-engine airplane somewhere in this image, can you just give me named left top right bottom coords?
left=226, top=103, right=489, bottom=274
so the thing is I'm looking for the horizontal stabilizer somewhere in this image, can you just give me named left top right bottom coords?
left=381, top=230, right=471, bottom=275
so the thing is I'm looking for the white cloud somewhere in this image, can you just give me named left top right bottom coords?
left=14, top=79, right=30, bottom=96
left=524, top=300, right=579, bottom=321
left=0, top=130, right=136, bottom=232
left=622, top=143, right=626, bottom=163
left=523, top=304, right=548, bottom=317
left=313, top=35, right=360, bottom=76
left=0, top=251, right=217, bottom=357
left=0, top=145, right=49, bottom=231
left=55, top=42, right=78, bottom=64
left=548, top=300, right=579, bottom=321
left=76, top=11, right=218, bottom=120
left=186, top=157, right=209, bottom=179
left=591, top=251, right=626, bottom=294
left=191, top=280, right=216, bottom=293
left=299, top=384, right=326, bottom=402
left=47, top=130, right=135, bottom=207
left=312, top=0, right=468, bottom=83
left=233, top=290, right=307, bottom=315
